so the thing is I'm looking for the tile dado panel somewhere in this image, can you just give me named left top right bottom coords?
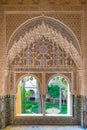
left=13, top=95, right=82, bottom=125
left=83, top=97, right=87, bottom=128
left=0, top=95, right=14, bottom=129
left=0, top=95, right=82, bottom=128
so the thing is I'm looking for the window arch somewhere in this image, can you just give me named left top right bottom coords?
left=45, top=75, right=72, bottom=116
left=16, top=75, right=72, bottom=116
left=16, top=75, right=42, bottom=115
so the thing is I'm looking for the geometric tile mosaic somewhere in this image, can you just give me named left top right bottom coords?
left=83, top=97, right=87, bottom=128
left=0, top=95, right=84, bottom=129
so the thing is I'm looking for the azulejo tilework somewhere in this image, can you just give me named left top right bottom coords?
left=83, top=97, right=87, bottom=128
left=0, top=95, right=85, bottom=129
left=13, top=96, right=82, bottom=125
left=0, top=95, right=14, bottom=129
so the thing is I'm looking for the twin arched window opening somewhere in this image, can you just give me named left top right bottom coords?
left=16, top=75, right=72, bottom=116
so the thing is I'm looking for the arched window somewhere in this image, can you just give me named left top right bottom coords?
left=16, top=75, right=72, bottom=116
left=16, top=75, right=42, bottom=115
left=45, top=76, right=72, bottom=116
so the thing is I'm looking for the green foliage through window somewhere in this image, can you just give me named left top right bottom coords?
left=48, top=84, right=60, bottom=98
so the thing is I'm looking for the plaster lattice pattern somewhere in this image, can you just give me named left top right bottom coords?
left=11, top=36, right=75, bottom=68
left=10, top=72, right=14, bottom=90
left=7, top=18, right=81, bottom=69
left=6, top=13, right=82, bottom=47
left=0, top=0, right=86, bottom=4
left=10, top=72, right=42, bottom=91
left=0, top=12, right=7, bottom=95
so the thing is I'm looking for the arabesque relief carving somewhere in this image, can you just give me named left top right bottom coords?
left=7, top=17, right=82, bottom=95
left=7, top=17, right=82, bottom=68
left=11, top=36, right=75, bottom=69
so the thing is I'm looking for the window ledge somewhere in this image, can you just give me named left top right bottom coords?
left=16, top=114, right=72, bottom=117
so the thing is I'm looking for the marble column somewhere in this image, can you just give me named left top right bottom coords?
left=42, top=73, right=46, bottom=116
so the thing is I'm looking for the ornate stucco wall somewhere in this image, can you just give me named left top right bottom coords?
left=0, top=0, right=87, bottom=128
left=0, top=0, right=85, bottom=95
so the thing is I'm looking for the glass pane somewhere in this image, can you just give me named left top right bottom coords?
left=16, top=76, right=42, bottom=115
left=45, top=76, right=68, bottom=115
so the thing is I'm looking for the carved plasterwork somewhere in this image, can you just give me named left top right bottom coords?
left=48, top=0, right=56, bottom=4
left=13, top=72, right=42, bottom=93
left=7, top=16, right=81, bottom=53
left=0, top=0, right=8, bottom=4
left=46, top=73, right=57, bottom=84
left=15, top=72, right=42, bottom=85
left=79, top=0, right=86, bottom=4
left=6, top=12, right=82, bottom=46
left=65, top=0, right=70, bottom=4
left=9, top=69, right=76, bottom=94
left=7, top=16, right=81, bottom=95
left=0, top=0, right=86, bottom=5
left=9, top=71, right=14, bottom=90
left=7, top=17, right=81, bottom=68
left=31, top=73, right=42, bottom=83
left=15, top=72, right=26, bottom=83
left=10, top=36, right=75, bottom=69
left=32, top=0, right=40, bottom=4
left=45, top=72, right=73, bottom=93
left=17, top=0, right=24, bottom=4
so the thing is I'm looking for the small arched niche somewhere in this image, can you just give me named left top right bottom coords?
left=45, top=75, right=72, bottom=116
left=15, top=75, right=42, bottom=116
